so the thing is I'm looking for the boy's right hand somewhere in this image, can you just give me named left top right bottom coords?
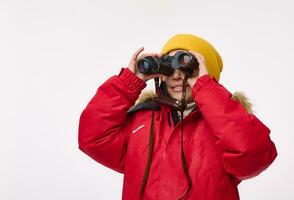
left=128, top=47, right=162, bottom=82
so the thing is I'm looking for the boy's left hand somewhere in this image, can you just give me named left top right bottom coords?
left=187, top=51, right=209, bottom=87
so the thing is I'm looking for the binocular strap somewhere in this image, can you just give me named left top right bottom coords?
left=139, top=75, right=192, bottom=199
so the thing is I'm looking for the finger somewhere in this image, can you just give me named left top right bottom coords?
left=138, top=52, right=159, bottom=60
left=151, top=73, right=162, bottom=78
left=145, top=73, right=162, bottom=80
left=128, top=47, right=144, bottom=72
left=155, top=52, right=163, bottom=58
left=189, top=50, right=205, bottom=62
left=131, top=47, right=144, bottom=61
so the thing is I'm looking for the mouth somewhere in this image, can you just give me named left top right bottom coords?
left=171, top=85, right=189, bottom=92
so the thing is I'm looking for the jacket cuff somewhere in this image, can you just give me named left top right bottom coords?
left=192, top=74, right=217, bottom=94
left=118, top=68, right=147, bottom=99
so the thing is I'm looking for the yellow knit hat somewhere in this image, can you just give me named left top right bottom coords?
left=161, top=34, right=223, bottom=82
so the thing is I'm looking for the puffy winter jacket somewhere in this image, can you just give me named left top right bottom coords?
left=78, top=68, right=277, bottom=200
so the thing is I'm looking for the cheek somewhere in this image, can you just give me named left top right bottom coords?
left=161, top=76, right=169, bottom=84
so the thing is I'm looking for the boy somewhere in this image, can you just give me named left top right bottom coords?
left=78, top=34, right=277, bottom=200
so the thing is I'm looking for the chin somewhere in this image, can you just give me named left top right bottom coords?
left=168, top=90, right=193, bottom=103
left=167, top=90, right=181, bottom=100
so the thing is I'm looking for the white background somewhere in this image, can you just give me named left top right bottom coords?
left=1, top=0, right=293, bottom=199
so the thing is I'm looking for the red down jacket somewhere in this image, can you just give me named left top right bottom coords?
left=78, top=68, right=277, bottom=200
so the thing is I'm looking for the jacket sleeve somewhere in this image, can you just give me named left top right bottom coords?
left=78, top=68, right=146, bottom=173
left=192, top=74, right=278, bottom=181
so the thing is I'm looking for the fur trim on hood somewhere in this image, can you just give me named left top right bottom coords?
left=136, top=90, right=253, bottom=114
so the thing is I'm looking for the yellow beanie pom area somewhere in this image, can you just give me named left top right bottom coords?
left=161, top=34, right=223, bottom=82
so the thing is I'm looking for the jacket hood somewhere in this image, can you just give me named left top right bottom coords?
left=136, top=90, right=253, bottom=114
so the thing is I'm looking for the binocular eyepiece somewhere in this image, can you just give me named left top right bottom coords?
left=136, top=51, right=199, bottom=77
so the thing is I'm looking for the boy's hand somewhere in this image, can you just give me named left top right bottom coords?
left=128, top=47, right=162, bottom=82
left=187, top=51, right=209, bottom=87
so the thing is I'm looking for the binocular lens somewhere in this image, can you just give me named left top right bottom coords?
left=178, top=54, right=192, bottom=66
left=136, top=51, right=197, bottom=75
left=137, top=60, right=150, bottom=73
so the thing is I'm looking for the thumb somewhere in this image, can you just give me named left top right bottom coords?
left=138, top=73, right=162, bottom=82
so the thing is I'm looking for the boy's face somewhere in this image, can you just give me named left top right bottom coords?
left=161, top=50, right=195, bottom=104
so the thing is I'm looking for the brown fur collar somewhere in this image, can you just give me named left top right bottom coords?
left=136, top=90, right=253, bottom=113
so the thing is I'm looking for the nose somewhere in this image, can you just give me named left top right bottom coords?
left=172, top=69, right=184, bottom=80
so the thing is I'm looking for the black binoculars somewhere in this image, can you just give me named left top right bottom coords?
left=136, top=51, right=199, bottom=76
